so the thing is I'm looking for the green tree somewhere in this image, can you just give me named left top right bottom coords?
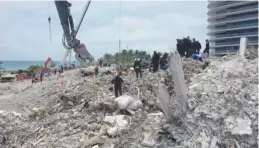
left=27, top=65, right=44, bottom=74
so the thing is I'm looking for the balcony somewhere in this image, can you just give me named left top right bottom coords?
left=208, top=7, right=258, bottom=21
left=207, top=15, right=258, bottom=28
left=208, top=25, right=258, bottom=35
left=208, top=1, right=254, bottom=15
left=213, top=40, right=258, bottom=47
left=210, top=34, right=258, bottom=41
left=214, top=49, right=239, bottom=54
left=214, top=44, right=258, bottom=54
left=215, top=22, right=258, bottom=30
left=207, top=1, right=225, bottom=9
left=216, top=42, right=240, bottom=46
left=215, top=31, right=258, bottom=38
left=215, top=5, right=258, bottom=16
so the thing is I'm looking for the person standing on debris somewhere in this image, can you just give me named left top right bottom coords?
left=54, top=68, right=57, bottom=75
left=203, top=39, right=210, bottom=56
left=99, top=59, right=103, bottom=67
left=134, top=58, right=142, bottom=78
left=111, top=72, right=124, bottom=98
left=182, top=37, right=189, bottom=57
left=196, top=40, right=202, bottom=54
left=160, top=53, right=169, bottom=69
left=59, top=65, right=63, bottom=75
left=95, top=66, right=99, bottom=76
left=32, top=75, right=36, bottom=84
left=152, top=51, right=160, bottom=72
left=177, top=39, right=185, bottom=57
left=192, top=38, right=197, bottom=54
left=40, top=70, right=44, bottom=82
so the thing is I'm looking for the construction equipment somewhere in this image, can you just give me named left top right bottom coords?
left=44, top=57, right=55, bottom=70
left=54, top=0, right=94, bottom=65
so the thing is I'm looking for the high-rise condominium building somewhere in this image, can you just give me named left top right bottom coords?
left=207, top=1, right=258, bottom=54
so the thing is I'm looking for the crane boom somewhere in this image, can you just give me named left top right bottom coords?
left=54, top=0, right=93, bottom=65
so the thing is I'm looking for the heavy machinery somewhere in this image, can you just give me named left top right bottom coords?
left=54, top=0, right=94, bottom=66
left=44, top=57, right=56, bottom=69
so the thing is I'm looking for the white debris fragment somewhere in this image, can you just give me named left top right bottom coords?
left=115, top=95, right=143, bottom=110
left=141, top=132, right=156, bottom=147
left=103, top=115, right=128, bottom=137
left=225, top=116, right=252, bottom=135
left=92, top=145, right=100, bottom=148
left=209, top=136, right=218, bottom=148
left=231, top=118, right=252, bottom=135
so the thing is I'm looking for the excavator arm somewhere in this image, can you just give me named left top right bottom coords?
left=44, top=57, right=55, bottom=69
left=54, top=0, right=94, bottom=65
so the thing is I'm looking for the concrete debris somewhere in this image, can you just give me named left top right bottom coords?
left=115, top=95, right=143, bottom=111
left=92, top=145, right=100, bottom=148
left=225, top=117, right=253, bottom=135
left=83, top=135, right=106, bottom=147
left=141, top=132, right=156, bottom=147
left=158, top=56, right=258, bottom=147
left=103, top=115, right=128, bottom=137
left=0, top=55, right=257, bottom=148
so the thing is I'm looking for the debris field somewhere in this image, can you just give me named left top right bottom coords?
left=0, top=55, right=258, bottom=148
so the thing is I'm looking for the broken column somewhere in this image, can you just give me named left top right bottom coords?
left=157, top=51, right=188, bottom=121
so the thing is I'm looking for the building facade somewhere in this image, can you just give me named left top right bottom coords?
left=207, top=1, right=258, bottom=54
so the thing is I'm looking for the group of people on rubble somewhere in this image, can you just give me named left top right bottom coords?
left=101, top=37, right=211, bottom=98
left=176, top=36, right=210, bottom=58
left=111, top=51, right=171, bottom=98
left=31, top=64, right=67, bottom=84
left=151, top=51, right=169, bottom=73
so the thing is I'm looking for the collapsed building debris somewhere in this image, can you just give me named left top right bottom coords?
left=0, top=53, right=257, bottom=148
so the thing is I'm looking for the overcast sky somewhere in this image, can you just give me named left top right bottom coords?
left=0, top=1, right=208, bottom=61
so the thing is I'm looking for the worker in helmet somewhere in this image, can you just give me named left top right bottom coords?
left=134, top=58, right=142, bottom=78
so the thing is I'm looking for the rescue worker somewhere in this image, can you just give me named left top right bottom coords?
left=99, top=59, right=103, bottom=67
left=203, top=39, right=210, bottom=55
left=151, top=51, right=159, bottom=72
left=111, top=72, right=124, bottom=98
left=133, top=58, right=142, bottom=78
left=59, top=65, right=63, bottom=75
left=54, top=68, right=57, bottom=75
left=160, top=53, right=168, bottom=69
left=177, top=39, right=185, bottom=57
left=32, top=77, right=36, bottom=84
left=192, top=53, right=203, bottom=62
left=183, top=36, right=192, bottom=58
left=40, top=70, right=44, bottom=82
left=192, top=38, right=197, bottom=54
left=95, top=66, right=99, bottom=76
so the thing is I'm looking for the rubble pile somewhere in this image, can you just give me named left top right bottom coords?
left=0, top=67, right=162, bottom=148
left=159, top=57, right=258, bottom=148
left=0, top=56, right=257, bottom=148
left=182, top=60, right=210, bottom=83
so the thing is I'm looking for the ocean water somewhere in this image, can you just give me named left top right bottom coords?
left=0, top=61, right=61, bottom=70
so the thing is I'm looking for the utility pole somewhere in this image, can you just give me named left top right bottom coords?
left=118, top=0, right=122, bottom=53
